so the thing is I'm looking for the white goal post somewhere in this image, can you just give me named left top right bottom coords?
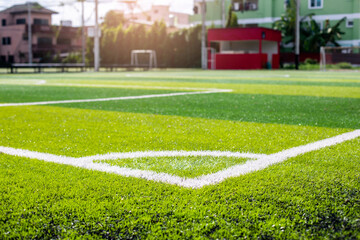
left=320, top=46, right=360, bottom=71
left=207, top=47, right=216, bottom=70
left=131, top=50, right=157, bottom=69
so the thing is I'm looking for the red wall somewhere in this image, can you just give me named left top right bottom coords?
left=272, top=54, right=280, bottom=69
left=208, top=28, right=281, bottom=70
left=214, top=53, right=268, bottom=70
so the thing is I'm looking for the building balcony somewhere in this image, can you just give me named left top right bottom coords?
left=32, top=44, right=82, bottom=54
left=56, top=44, right=82, bottom=53
left=31, top=24, right=53, bottom=34
left=32, top=44, right=55, bottom=53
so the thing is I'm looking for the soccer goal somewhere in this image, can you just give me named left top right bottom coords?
left=131, top=50, right=157, bottom=69
left=320, top=46, right=360, bottom=71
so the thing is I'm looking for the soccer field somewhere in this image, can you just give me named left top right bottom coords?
left=0, top=70, right=359, bottom=238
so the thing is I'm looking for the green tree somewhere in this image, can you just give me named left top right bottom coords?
left=62, top=53, right=81, bottom=63
left=86, top=21, right=202, bottom=68
left=186, top=25, right=202, bottom=68
left=273, top=0, right=298, bottom=47
left=226, top=6, right=239, bottom=28
left=85, top=38, right=94, bottom=65
left=322, top=18, right=346, bottom=47
left=274, top=0, right=346, bottom=53
left=103, top=10, right=126, bottom=28
left=301, top=16, right=346, bottom=52
left=148, top=21, right=168, bottom=66
left=101, top=27, right=117, bottom=64
left=113, top=25, right=126, bottom=65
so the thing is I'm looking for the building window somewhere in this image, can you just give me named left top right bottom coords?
left=8, top=55, right=14, bottom=63
left=346, top=19, right=354, bottom=28
left=2, top=37, right=11, bottom=45
left=232, top=0, right=258, bottom=12
left=34, top=18, right=49, bottom=25
left=38, top=37, right=52, bottom=46
left=57, top=38, right=71, bottom=45
left=16, top=19, right=26, bottom=24
left=1, top=19, right=6, bottom=26
left=309, top=0, right=323, bottom=9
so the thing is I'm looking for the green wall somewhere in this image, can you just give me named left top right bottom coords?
left=190, top=0, right=360, bottom=45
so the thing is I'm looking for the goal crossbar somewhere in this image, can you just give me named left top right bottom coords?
left=131, top=50, right=157, bottom=69
left=320, top=46, right=360, bottom=71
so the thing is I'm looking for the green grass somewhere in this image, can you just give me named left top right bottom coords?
left=0, top=70, right=359, bottom=239
left=60, top=93, right=360, bottom=129
left=0, top=84, right=175, bottom=103
left=0, top=106, right=347, bottom=157
left=2, top=71, right=360, bottom=98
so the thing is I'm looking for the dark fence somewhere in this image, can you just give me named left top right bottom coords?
left=327, top=53, right=360, bottom=64
left=280, top=53, right=320, bottom=64
left=8, top=63, right=86, bottom=73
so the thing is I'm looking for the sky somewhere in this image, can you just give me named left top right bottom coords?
left=0, top=0, right=194, bottom=26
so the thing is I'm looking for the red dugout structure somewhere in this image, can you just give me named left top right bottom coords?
left=207, top=28, right=281, bottom=70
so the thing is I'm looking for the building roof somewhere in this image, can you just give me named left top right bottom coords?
left=208, top=27, right=282, bottom=42
left=0, top=2, right=57, bottom=15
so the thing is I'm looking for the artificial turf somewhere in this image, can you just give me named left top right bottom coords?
left=0, top=138, right=359, bottom=239
left=0, top=106, right=347, bottom=157
left=0, top=70, right=359, bottom=239
left=0, top=84, right=176, bottom=103
left=60, top=93, right=360, bottom=129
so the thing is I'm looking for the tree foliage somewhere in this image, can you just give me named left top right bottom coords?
left=88, top=11, right=202, bottom=68
left=226, top=6, right=239, bottom=28
left=273, top=0, right=346, bottom=53
left=103, top=10, right=126, bottom=28
left=301, top=16, right=346, bottom=52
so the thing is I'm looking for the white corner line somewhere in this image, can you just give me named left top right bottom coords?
left=0, top=130, right=359, bottom=189
left=78, top=150, right=266, bottom=162
left=0, top=89, right=232, bottom=107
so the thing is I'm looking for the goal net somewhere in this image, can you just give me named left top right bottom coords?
left=131, top=50, right=157, bottom=69
left=320, top=46, right=360, bottom=71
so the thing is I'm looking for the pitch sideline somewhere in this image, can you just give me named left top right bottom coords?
left=0, top=89, right=231, bottom=107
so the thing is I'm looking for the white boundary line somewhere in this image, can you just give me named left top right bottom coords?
left=48, top=83, right=222, bottom=91
left=78, top=150, right=266, bottom=162
left=0, top=130, right=359, bottom=188
left=0, top=89, right=231, bottom=107
left=0, top=80, right=228, bottom=91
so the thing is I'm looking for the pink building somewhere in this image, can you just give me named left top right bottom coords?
left=0, top=2, right=82, bottom=64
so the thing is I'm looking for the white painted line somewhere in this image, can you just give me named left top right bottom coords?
left=35, top=80, right=47, bottom=85
left=0, top=89, right=231, bottom=107
left=0, top=80, right=228, bottom=92
left=0, top=130, right=359, bottom=188
left=194, top=129, right=360, bottom=188
left=78, top=150, right=266, bottom=162
left=48, top=83, right=223, bottom=91
left=0, top=79, right=47, bottom=85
